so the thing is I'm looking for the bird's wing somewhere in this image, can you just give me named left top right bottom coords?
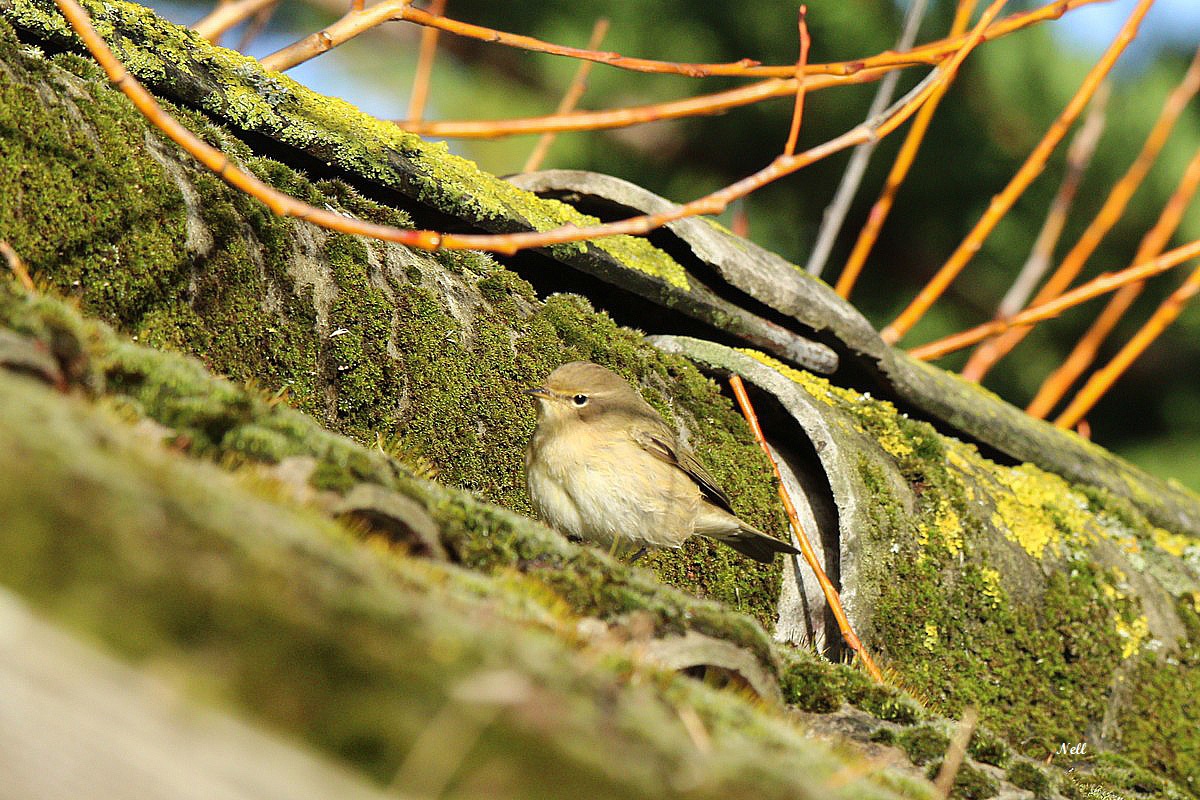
left=629, top=424, right=734, bottom=513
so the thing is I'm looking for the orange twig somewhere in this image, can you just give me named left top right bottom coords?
left=0, top=241, right=33, bottom=291
left=783, top=6, right=812, bottom=158
left=960, top=82, right=1110, bottom=381
left=406, top=0, right=446, bottom=124
left=1028, top=141, right=1200, bottom=418
left=729, top=375, right=883, bottom=682
left=840, top=0, right=1102, bottom=77
left=235, top=1, right=278, bottom=52
left=522, top=18, right=609, bottom=174
left=909, top=238, right=1200, bottom=361
left=835, top=0, right=976, bottom=298
left=1056, top=260, right=1200, bottom=430
left=882, top=0, right=1154, bottom=346
left=259, top=0, right=1101, bottom=79
left=946, top=46, right=1200, bottom=374
left=396, top=69, right=892, bottom=138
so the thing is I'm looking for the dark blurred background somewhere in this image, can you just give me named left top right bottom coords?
left=152, top=0, right=1200, bottom=489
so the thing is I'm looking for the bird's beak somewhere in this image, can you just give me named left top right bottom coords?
left=525, top=387, right=554, bottom=401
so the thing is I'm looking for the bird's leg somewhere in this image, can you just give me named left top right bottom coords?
left=626, top=547, right=647, bottom=564
left=608, top=536, right=622, bottom=558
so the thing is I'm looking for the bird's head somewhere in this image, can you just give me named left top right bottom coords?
left=526, top=361, right=643, bottom=425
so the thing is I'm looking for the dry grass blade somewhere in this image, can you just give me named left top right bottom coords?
left=729, top=375, right=883, bottom=682
left=522, top=18, right=610, bottom=174
left=933, top=707, right=979, bottom=798
left=0, top=241, right=34, bottom=291
left=835, top=0, right=977, bottom=299
left=882, top=0, right=1155, bottom=346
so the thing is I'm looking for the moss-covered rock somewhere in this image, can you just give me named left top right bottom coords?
left=0, top=365, right=934, bottom=799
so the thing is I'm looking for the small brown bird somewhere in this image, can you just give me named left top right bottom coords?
left=525, top=361, right=800, bottom=562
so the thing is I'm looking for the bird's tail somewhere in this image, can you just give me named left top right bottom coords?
left=719, top=526, right=801, bottom=563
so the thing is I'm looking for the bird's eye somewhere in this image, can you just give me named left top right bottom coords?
left=572, top=394, right=589, bottom=407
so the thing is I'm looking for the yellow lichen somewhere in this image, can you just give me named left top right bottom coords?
left=980, top=567, right=1003, bottom=608
left=1116, top=614, right=1149, bottom=660
left=1151, top=526, right=1198, bottom=558
left=923, top=622, right=939, bottom=652
left=988, top=464, right=1095, bottom=560
left=934, top=498, right=964, bottom=556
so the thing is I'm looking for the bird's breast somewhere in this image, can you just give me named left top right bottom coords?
left=527, top=425, right=699, bottom=548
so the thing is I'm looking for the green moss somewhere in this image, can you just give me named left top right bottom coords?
left=1115, top=598, right=1200, bottom=794
left=745, top=353, right=1188, bottom=786
left=967, top=728, right=1010, bottom=768
left=0, top=364, right=943, bottom=800
left=1, top=279, right=792, bottom=671
left=779, top=649, right=926, bottom=724
left=8, top=0, right=695, bottom=291
left=1006, top=760, right=1054, bottom=799
left=870, top=727, right=898, bottom=746
left=898, top=725, right=951, bottom=766
left=1082, top=753, right=1191, bottom=800
left=923, top=762, right=998, bottom=800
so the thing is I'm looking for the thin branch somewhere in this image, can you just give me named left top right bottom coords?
left=53, top=0, right=996, bottom=258
left=1055, top=260, right=1200, bottom=429
left=522, top=18, right=610, bottom=174
left=805, top=0, right=928, bottom=277
left=839, top=0, right=1102, bottom=77
left=783, top=6, right=812, bottom=158
left=959, top=82, right=1110, bottom=381
left=997, top=83, right=1109, bottom=320
left=1027, top=140, right=1200, bottom=418
left=0, top=240, right=34, bottom=291
left=835, top=0, right=977, bottom=299
left=235, top=1, right=279, bottom=52
left=882, top=0, right=1154, bottom=346
left=730, top=375, right=883, bottom=682
left=406, top=0, right=446, bottom=124
left=949, top=45, right=1200, bottom=373
left=908, top=237, right=1200, bottom=361
left=192, top=0, right=278, bottom=42
left=258, top=0, right=1102, bottom=79
left=395, top=69, right=893, bottom=138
